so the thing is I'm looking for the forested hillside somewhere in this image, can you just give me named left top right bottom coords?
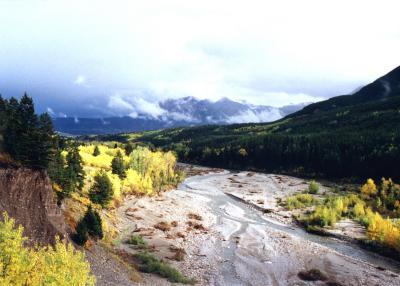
left=93, top=66, right=400, bottom=180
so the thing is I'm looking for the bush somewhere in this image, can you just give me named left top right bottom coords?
left=360, top=178, right=377, bottom=197
left=127, top=235, right=147, bottom=247
left=286, top=194, right=317, bottom=210
left=0, top=213, right=95, bottom=285
left=298, top=269, right=327, bottom=281
left=135, top=251, right=193, bottom=284
left=308, top=180, right=320, bottom=194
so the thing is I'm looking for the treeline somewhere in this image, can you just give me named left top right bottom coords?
left=141, top=130, right=400, bottom=180
left=0, top=94, right=54, bottom=169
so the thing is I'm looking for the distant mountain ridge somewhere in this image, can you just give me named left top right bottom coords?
left=53, top=97, right=309, bottom=135
left=101, top=65, right=400, bottom=179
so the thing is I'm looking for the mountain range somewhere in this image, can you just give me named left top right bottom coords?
left=102, top=65, right=400, bottom=179
left=53, top=97, right=308, bottom=135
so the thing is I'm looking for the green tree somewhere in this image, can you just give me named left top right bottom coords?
left=65, top=144, right=85, bottom=195
left=92, top=145, right=100, bottom=156
left=73, top=220, right=89, bottom=246
left=83, top=205, right=103, bottom=239
left=33, top=113, right=55, bottom=169
left=124, top=143, right=134, bottom=156
left=2, top=94, right=54, bottom=170
left=73, top=205, right=103, bottom=245
left=111, top=150, right=126, bottom=179
left=89, top=171, right=113, bottom=207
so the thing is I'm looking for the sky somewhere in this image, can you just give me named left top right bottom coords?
left=1, top=0, right=400, bottom=118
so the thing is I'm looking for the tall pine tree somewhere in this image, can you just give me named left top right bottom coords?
left=89, top=171, right=113, bottom=208
left=65, top=144, right=85, bottom=195
left=111, top=150, right=126, bottom=179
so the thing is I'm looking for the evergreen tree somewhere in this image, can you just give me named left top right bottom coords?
left=2, top=94, right=54, bottom=170
left=124, top=143, right=134, bottom=156
left=73, top=220, right=89, bottom=246
left=111, top=150, right=126, bottom=179
left=34, top=113, right=55, bottom=169
left=0, top=95, right=5, bottom=129
left=65, top=144, right=85, bottom=195
left=16, top=94, right=38, bottom=166
left=92, top=145, right=100, bottom=156
left=82, top=205, right=103, bottom=239
left=89, top=171, right=113, bottom=207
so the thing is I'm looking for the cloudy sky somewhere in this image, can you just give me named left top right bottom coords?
left=1, top=0, right=400, bottom=117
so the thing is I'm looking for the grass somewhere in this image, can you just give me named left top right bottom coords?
left=127, top=235, right=147, bottom=248
left=135, top=251, right=194, bottom=284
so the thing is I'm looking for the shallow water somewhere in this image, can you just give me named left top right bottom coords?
left=179, top=171, right=400, bottom=282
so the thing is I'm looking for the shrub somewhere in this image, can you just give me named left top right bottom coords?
left=135, top=251, right=193, bottom=284
left=298, top=269, right=328, bottom=281
left=308, top=180, right=320, bottom=194
left=286, top=194, right=317, bottom=210
left=0, top=213, right=95, bottom=285
left=361, top=178, right=377, bottom=197
left=127, top=235, right=147, bottom=247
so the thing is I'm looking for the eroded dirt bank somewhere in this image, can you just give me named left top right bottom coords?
left=0, top=167, right=66, bottom=245
left=106, top=166, right=400, bottom=286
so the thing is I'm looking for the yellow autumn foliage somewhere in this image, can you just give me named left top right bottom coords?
left=365, top=208, right=400, bottom=252
left=0, top=213, right=95, bottom=286
left=360, top=178, right=377, bottom=197
left=78, top=145, right=180, bottom=198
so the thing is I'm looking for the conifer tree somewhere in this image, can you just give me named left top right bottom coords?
left=34, top=113, right=55, bottom=169
left=111, top=150, right=126, bottom=179
left=73, top=220, right=89, bottom=246
left=83, top=205, right=103, bottom=239
left=73, top=205, right=103, bottom=245
left=92, top=145, right=100, bottom=156
left=65, top=144, right=85, bottom=195
left=124, top=143, right=134, bottom=156
left=2, top=94, right=54, bottom=170
left=89, top=171, right=113, bottom=207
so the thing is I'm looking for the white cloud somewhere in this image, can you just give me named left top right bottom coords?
left=1, top=0, right=400, bottom=115
left=225, top=109, right=282, bottom=124
left=131, top=97, right=165, bottom=118
left=107, top=94, right=134, bottom=113
left=46, top=107, right=55, bottom=116
left=73, top=75, right=87, bottom=86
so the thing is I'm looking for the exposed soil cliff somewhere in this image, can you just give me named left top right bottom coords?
left=0, top=167, right=66, bottom=245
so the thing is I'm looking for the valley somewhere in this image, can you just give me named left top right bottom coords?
left=97, top=165, right=400, bottom=285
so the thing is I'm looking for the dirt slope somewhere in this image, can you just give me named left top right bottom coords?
left=0, top=167, right=66, bottom=245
